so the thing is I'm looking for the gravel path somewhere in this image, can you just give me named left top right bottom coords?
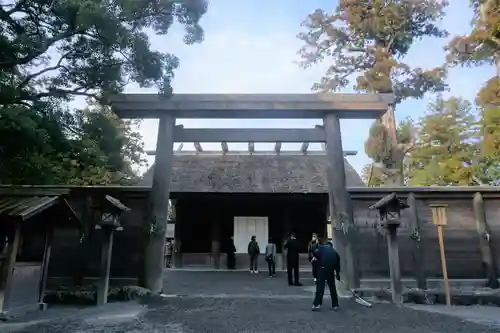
left=3, top=271, right=498, bottom=333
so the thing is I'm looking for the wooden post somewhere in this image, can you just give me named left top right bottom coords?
left=282, top=209, right=290, bottom=270
left=211, top=210, right=221, bottom=269
left=37, top=226, right=54, bottom=310
left=173, top=201, right=182, bottom=268
left=97, top=229, right=114, bottom=306
left=472, top=192, right=499, bottom=288
left=324, top=202, right=330, bottom=240
left=0, top=223, right=21, bottom=313
left=386, top=224, right=402, bottom=304
left=323, top=113, right=359, bottom=289
left=144, top=114, right=176, bottom=293
left=431, top=204, right=451, bottom=307
left=407, top=193, right=426, bottom=289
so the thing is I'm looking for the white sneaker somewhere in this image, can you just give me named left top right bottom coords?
left=314, top=278, right=317, bottom=283
left=255, top=270, right=259, bottom=274
left=250, top=270, right=254, bottom=274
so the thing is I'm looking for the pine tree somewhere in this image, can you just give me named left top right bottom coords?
left=409, top=97, right=477, bottom=186
left=446, top=1, right=500, bottom=185
left=298, top=0, right=449, bottom=186
left=475, top=105, right=500, bottom=185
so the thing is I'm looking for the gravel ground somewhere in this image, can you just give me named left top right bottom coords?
left=2, top=271, right=498, bottom=333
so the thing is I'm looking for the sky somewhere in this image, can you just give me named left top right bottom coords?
left=124, top=0, right=494, bottom=175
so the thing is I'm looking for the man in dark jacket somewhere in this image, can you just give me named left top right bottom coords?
left=284, top=232, right=302, bottom=286
left=307, top=233, right=319, bottom=282
left=311, top=236, right=341, bottom=311
left=227, top=236, right=236, bottom=269
left=247, top=235, right=260, bottom=274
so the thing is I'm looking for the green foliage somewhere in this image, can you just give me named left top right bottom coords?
left=444, top=1, right=500, bottom=185
left=0, top=100, right=146, bottom=184
left=0, top=0, right=207, bottom=105
left=298, top=0, right=448, bottom=101
left=364, top=120, right=391, bottom=163
left=408, top=96, right=477, bottom=186
left=361, top=163, right=384, bottom=186
left=298, top=0, right=448, bottom=186
left=447, top=0, right=500, bottom=69
left=0, top=0, right=207, bottom=184
left=475, top=105, right=500, bottom=185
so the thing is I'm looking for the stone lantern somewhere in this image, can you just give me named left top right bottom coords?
left=369, top=192, right=409, bottom=304
left=92, top=195, right=130, bottom=305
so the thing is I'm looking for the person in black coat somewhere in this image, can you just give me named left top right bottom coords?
left=284, top=232, right=302, bottom=286
left=311, top=236, right=341, bottom=311
left=226, top=236, right=236, bottom=269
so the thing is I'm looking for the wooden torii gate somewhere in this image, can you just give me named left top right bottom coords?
left=110, top=93, right=394, bottom=293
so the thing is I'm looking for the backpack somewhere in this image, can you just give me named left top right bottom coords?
left=248, top=241, right=259, bottom=255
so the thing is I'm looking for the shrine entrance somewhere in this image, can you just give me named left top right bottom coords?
left=110, top=93, right=394, bottom=293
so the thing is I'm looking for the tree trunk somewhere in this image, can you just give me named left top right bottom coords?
left=381, top=106, right=404, bottom=186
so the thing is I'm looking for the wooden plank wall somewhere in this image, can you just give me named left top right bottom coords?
left=46, top=187, right=500, bottom=285
left=350, top=189, right=500, bottom=280
left=484, top=198, right=500, bottom=275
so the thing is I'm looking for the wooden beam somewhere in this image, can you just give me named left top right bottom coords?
left=248, top=142, right=255, bottom=154
left=385, top=224, right=402, bottom=304
left=174, top=128, right=325, bottom=142
left=324, top=112, right=359, bottom=289
left=145, top=149, right=358, bottom=156
left=173, top=202, right=182, bottom=268
left=300, top=142, right=309, bottom=154
left=109, top=93, right=394, bottom=119
left=472, top=192, right=499, bottom=288
left=97, top=229, right=114, bottom=306
left=211, top=210, right=221, bottom=269
left=37, top=226, right=54, bottom=309
left=176, top=143, right=184, bottom=152
left=194, top=142, right=203, bottom=152
left=221, top=142, right=228, bottom=154
left=430, top=204, right=451, bottom=307
left=274, top=142, right=282, bottom=154
left=144, top=114, right=176, bottom=293
left=0, top=223, right=21, bottom=313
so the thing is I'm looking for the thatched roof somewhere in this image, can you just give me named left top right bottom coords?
left=140, top=154, right=364, bottom=193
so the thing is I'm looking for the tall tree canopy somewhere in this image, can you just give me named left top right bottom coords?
left=298, top=0, right=449, bottom=186
left=446, top=0, right=500, bottom=185
left=409, top=96, right=477, bottom=186
left=0, top=0, right=207, bottom=105
left=0, top=0, right=207, bottom=185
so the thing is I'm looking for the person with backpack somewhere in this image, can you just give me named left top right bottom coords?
left=264, top=237, right=277, bottom=277
left=311, top=235, right=341, bottom=311
left=247, top=235, right=260, bottom=274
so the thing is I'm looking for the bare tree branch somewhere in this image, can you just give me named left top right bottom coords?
left=17, top=51, right=73, bottom=88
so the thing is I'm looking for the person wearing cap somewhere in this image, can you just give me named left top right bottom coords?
left=311, top=235, right=341, bottom=311
left=284, top=232, right=302, bottom=286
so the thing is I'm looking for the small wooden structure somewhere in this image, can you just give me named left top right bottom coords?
left=0, top=190, right=81, bottom=314
left=92, top=195, right=130, bottom=306
left=370, top=192, right=409, bottom=304
left=430, top=204, right=451, bottom=307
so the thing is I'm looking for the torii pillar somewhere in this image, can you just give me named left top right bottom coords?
left=144, top=114, right=176, bottom=294
left=323, top=113, right=359, bottom=289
